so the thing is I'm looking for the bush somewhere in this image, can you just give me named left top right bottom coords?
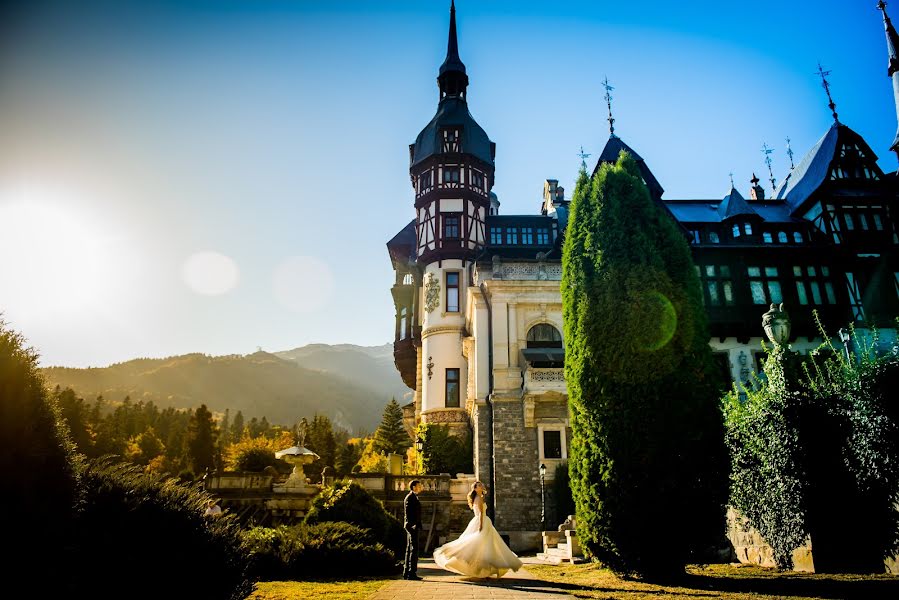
left=243, top=521, right=396, bottom=580
left=417, top=422, right=472, bottom=476
left=724, top=325, right=899, bottom=572
left=0, top=320, right=81, bottom=592
left=304, top=480, right=405, bottom=556
left=71, top=459, right=253, bottom=600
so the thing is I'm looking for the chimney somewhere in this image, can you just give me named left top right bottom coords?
left=749, top=173, right=765, bottom=200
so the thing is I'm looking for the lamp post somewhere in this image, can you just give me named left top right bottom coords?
left=415, top=435, right=424, bottom=475
left=838, top=327, right=851, bottom=363
left=539, top=463, right=547, bottom=532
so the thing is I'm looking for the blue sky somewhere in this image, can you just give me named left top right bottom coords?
left=0, top=0, right=895, bottom=367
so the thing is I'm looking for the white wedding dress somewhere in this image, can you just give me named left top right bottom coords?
left=433, top=496, right=523, bottom=578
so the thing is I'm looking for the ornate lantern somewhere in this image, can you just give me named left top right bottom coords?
left=762, top=303, right=791, bottom=346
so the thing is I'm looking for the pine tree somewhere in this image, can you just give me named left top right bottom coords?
left=231, top=410, right=245, bottom=441
left=373, top=398, right=411, bottom=455
left=562, top=153, right=727, bottom=577
left=186, top=404, right=217, bottom=475
left=219, top=408, right=231, bottom=446
left=303, top=414, right=336, bottom=482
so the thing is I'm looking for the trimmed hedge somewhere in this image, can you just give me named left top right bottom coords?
left=305, top=480, right=406, bottom=557
left=243, top=521, right=397, bottom=579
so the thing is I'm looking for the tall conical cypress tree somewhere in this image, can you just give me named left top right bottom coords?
left=562, top=152, right=727, bottom=577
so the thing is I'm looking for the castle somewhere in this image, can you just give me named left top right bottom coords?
left=387, top=1, right=899, bottom=550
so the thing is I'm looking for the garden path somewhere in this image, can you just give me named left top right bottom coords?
left=369, top=558, right=575, bottom=600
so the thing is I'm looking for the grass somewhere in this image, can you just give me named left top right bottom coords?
left=246, top=576, right=393, bottom=600
left=526, top=562, right=899, bottom=600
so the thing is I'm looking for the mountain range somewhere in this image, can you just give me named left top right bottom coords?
left=41, top=343, right=411, bottom=432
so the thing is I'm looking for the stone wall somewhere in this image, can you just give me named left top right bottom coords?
left=492, top=397, right=541, bottom=536
left=473, top=401, right=491, bottom=488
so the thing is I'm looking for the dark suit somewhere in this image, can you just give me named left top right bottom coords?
left=403, top=490, right=422, bottom=577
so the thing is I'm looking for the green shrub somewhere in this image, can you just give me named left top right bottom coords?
left=235, top=446, right=280, bottom=472
left=0, top=320, right=81, bottom=592
left=304, top=480, right=405, bottom=556
left=243, top=521, right=396, bottom=579
left=724, top=325, right=899, bottom=572
left=71, top=459, right=252, bottom=600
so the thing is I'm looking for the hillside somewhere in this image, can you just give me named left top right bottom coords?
left=41, top=346, right=409, bottom=432
left=275, top=342, right=409, bottom=404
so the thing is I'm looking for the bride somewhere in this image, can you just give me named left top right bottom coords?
left=433, top=481, right=523, bottom=578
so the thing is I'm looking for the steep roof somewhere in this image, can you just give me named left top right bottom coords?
left=386, top=219, right=416, bottom=269
left=717, top=186, right=759, bottom=220
left=410, top=97, right=494, bottom=167
left=773, top=122, right=840, bottom=210
left=592, top=135, right=665, bottom=199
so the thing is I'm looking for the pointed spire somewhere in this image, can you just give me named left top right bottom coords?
left=815, top=61, right=839, bottom=123
left=762, top=143, right=777, bottom=192
left=786, top=136, right=795, bottom=170
left=438, top=0, right=469, bottom=100
left=602, top=76, right=616, bottom=137
left=729, top=172, right=735, bottom=189
left=877, top=1, right=899, bottom=163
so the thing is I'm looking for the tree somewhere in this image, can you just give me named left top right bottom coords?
left=186, top=404, right=217, bottom=475
left=303, top=414, right=336, bottom=482
left=0, top=319, right=81, bottom=589
left=54, top=386, right=95, bottom=455
left=219, top=408, right=231, bottom=447
left=231, top=410, right=245, bottom=441
left=336, top=440, right=363, bottom=475
left=416, top=423, right=472, bottom=476
left=562, top=153, right=727, bottom=576
left=126, top=427, right=165, bottom=466
left=372, top=398, right=411, bottom=455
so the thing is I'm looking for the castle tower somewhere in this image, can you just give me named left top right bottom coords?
left=408, top=1, right=494, bottom=426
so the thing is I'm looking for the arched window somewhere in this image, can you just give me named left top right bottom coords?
left=744, top=223, right=753, bottom=235
left=708, top=231, right=720, bottom=243
left=763, top=232, right=773, bottom=243
left=399, top=307, right=408, bottom=340
left=732, top=224, right=740, bottom=238
left=793, top=231, right=803, bottom=243
left=402, top=273, right=413, bottom=285
left=527, top=324, right=562, bottom=348
left=778, top=231, right=788, bottom=243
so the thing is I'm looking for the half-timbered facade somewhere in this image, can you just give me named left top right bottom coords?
left=386, top=2, right=899, bottom=551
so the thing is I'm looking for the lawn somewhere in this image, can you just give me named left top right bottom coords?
left=247, top=577, right=393, bottom=600
left=526, top=562, right=899, bottom=600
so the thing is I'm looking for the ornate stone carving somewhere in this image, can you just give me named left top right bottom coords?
left=474, top=261, right=563, bottom=284
left=530, top=368, right=566, bottom=382
left=421, top=408, right=469, bottom=424
left=424, top=272, right=440, bottom=313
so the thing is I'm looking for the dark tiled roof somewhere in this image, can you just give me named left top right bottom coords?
left=717, top=187, right=758, bottom=220
left=386, top=220, right=416, bottom=268
left=665, top=200, right=799, bottom=224
left=773, top=122, right=840, bottom=211
left=411, top=97, right=494, bottom=167
left=592, top=135, right=665, bottom=199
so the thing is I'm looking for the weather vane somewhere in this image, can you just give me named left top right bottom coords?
left=577, top=145, right=591, bottom=169
left=815, top=61, right=839, bottom=123
left=729, top=172, right=735, bottom=188
left=602, top=76, right=616, bottom=136
left=762, top=143, right=777, bottom=192
left=785, top=136, right=795, bottom=170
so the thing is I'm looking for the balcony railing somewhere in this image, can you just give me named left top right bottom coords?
left=524, top=367, right=566, bottom=393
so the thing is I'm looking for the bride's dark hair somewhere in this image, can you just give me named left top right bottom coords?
left=467, top=481, right=484, bottom=508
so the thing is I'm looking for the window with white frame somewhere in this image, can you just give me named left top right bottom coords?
left=538, top=424, right=567, bottom=461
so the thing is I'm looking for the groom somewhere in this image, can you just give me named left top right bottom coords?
left=403, top=480, right=423, bottom=580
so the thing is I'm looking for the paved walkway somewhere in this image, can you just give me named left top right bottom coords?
left=369, top=558, right=575, bottom=600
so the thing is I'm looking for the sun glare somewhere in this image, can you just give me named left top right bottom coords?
left=0, top=188, right=114, bottom=320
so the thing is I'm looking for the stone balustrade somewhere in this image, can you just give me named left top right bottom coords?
left=524, top=367, right=566, bottom=393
